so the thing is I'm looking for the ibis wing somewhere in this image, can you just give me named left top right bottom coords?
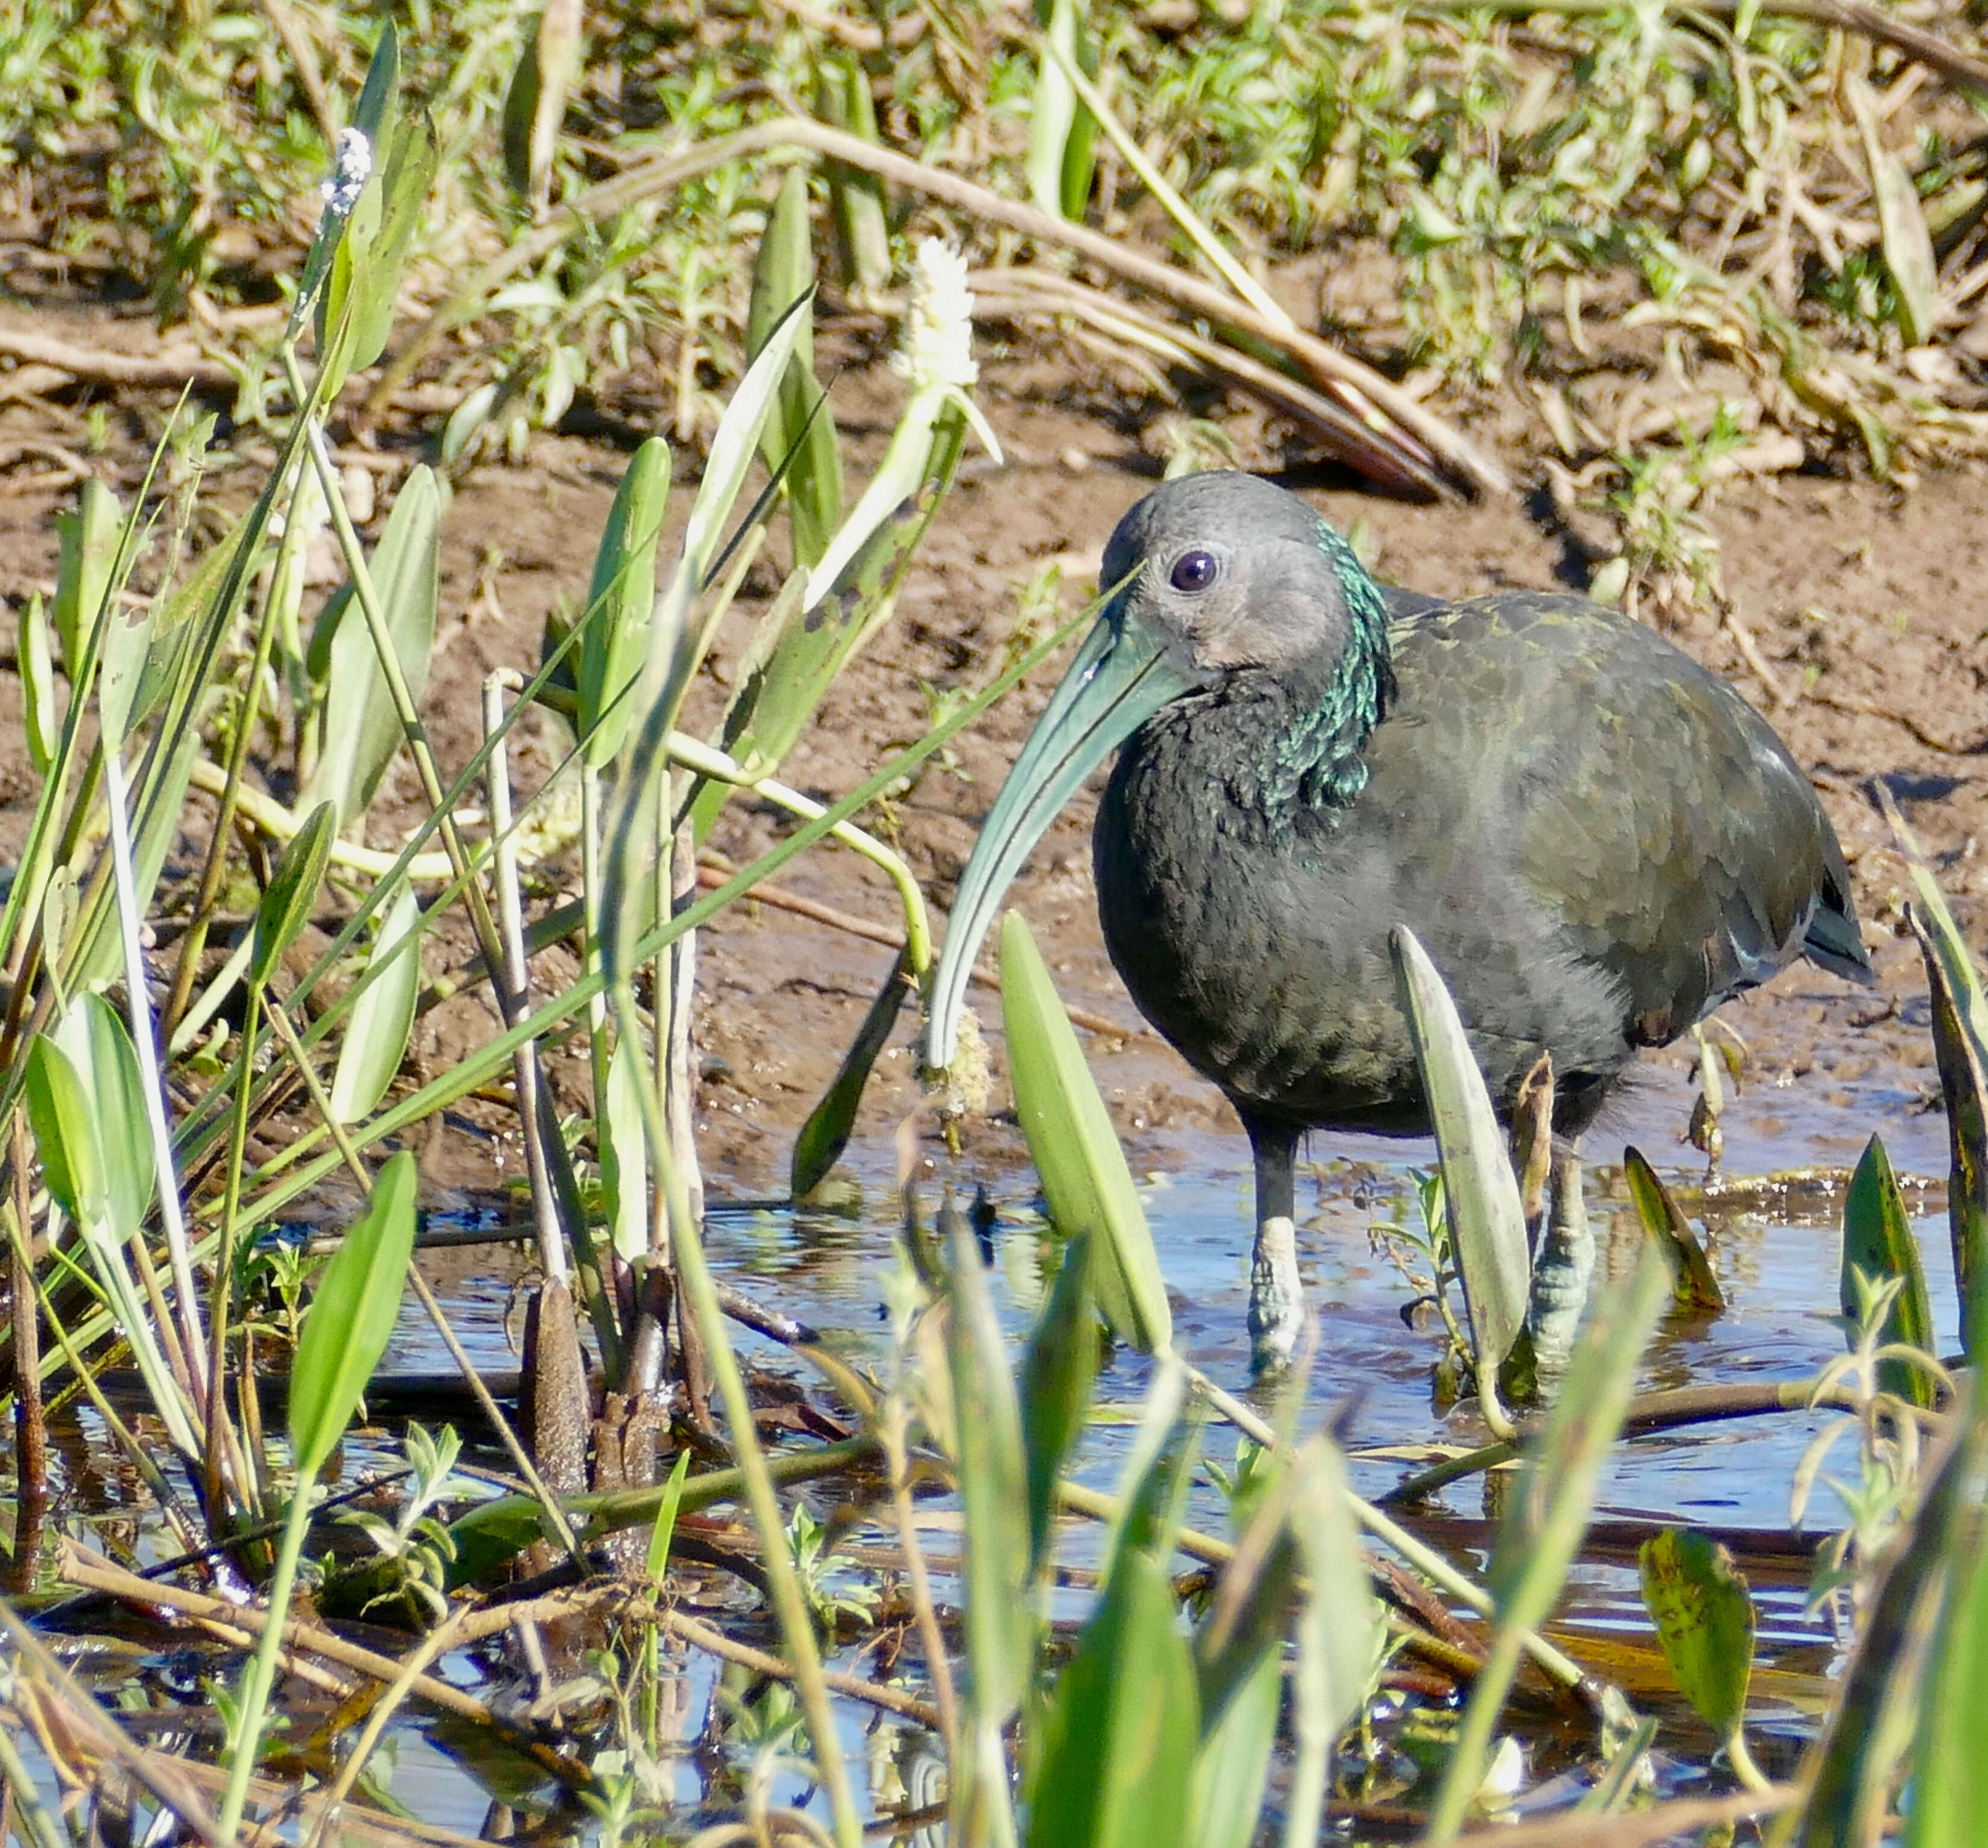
left=1383, top=590, right=1866, bottom=1047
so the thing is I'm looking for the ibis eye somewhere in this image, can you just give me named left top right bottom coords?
left=1169, top=549, right=1219, bottom=593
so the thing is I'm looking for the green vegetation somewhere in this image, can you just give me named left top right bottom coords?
left=2, top=5, right=1988, bottom=1845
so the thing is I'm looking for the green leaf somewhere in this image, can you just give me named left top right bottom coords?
left=1805, top=1385, right=1977, bottom=1846
left=814, top=57, right=890, bottom=293
left=19, top=592, right=60, bottom=775
left=1019, top=1233, right=1098, bottom=1582
left=1028, top=0, right=1097, bottom=222
left=645, top=1447, right=693, bottom=1580
left=791, top=946, right=910, bottom=1200
left=1489, top=1244, right=1671, bottom=1635
left=316, top=52, right=439, bottom=399
left=52, top=993, right=157, bottom=1242
left=749, top=169, right=842, bottom=570
left=328, top=885, right=424, bottom=1123
left=1187, top=1645, right=1280, bottom=1848
left=943, top=1200, right=1033, bottom=1728
left=602, top=1028, right=651, bottom=1264
left=1841, top=1133, right=1937, bottom=1406
left=577, top=437, right=670, bottom=769
left=1902, top=1377, right=1988, bottom=1848
left=1885, top=793, right=1988, bottom=1352
left=288, top=1150, right=419, bottom=1479
left=302, top=465, right=440, bottom=825
left=1001, top=909, right=1171, bottom=1355
left=1390, top=925, right=1529, bottom=1415
left=1030, top=1547, right=1198, bottom=1848
left=1282, top=1431, right=1380, bottom=1847
left=1624, top=1147, right=1725, bottom=1313
left=25, top=1032, right=106, bottom=1232
left=299, top=25, right=398, bottom=315
left=52, top=476, right=122, bottom=678
left=1287, top=1431, right=1380, bottom=1743
left=501, top=0, right=582, bottom=207
left=689, top=402, right=966, bottom=842
left=1637, top=1528, right=1755, bottom=1739
left=251, top=801, right=338, bottom=991
left=1194, top=1461, right=1299, bottom=1731
left=1848, top=73, right=1939, bottom=348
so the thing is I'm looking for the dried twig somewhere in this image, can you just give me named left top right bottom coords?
left=0, top=323, right=236, bottom=392
left=0, top=1598, right=230, bottom=1845
left=658, top=1603, right=943, bottom=1729
left=55, top=1546, right=598, bottom=1790
left=370, top=118, right=1503, bottom=496
left=972, top=266, right=1442, bottom=499
left=1810, top=690, right=1982, bottom=755
left=1422, top=0, right=1988, bottom=99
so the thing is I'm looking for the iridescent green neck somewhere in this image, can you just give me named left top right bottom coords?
left=1254, top=521, right=1395, bottom=818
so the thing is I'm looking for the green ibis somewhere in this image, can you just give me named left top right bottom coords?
left=925, top=472, right=1871, bottom=1365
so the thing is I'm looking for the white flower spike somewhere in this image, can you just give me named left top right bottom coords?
left=318, top=128, right=374, bottom=225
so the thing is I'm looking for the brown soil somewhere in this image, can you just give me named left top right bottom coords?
left=1, top=306, right=1982, bottom=1207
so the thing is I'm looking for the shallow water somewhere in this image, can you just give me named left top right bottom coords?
left=13, top=1038, right=1960, bottom=1836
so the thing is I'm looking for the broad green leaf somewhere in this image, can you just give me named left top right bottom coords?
left=52, top=993, right=156, bottom=1241
left=1804, top=1382, right=1978, bottom=1847
left=52, top=476, right=122, bottom=677
left=1194, top=1460, right=1299, bottom=1729
left=329, top=885, right=424, bottom=1123
left=299, top=25, right=399, bottom=317
left=288, top=1150, right=419, bottom=1478
left=1638, top=1528, right=1755, bottom=1739
left=1624, top=1147, right=1725, bottom=1313
left=1841, top=1133, right=1937, bottom=1406
left=1028, top=0, right=1097, bottom=222
left=1489, top=1243, right=1670, bottom=1633
left=1886, top=794, right=1988, bottom=1351
left=577, top=437, right=670, bottom=769
left=748, top=169, right=842, bottom=570
left=815, top=55, right=890, bottom=293
left=613, top=289, right=812, bottom=829
left=645, top=1447, right=693, bottom=1580
left=1430, top=1247, right=1668, bottom=1835
left=1287, top=1432, right=1380, bottom=1740
left=1391, top=926, right=1529, bottom=1412
left=1907, top=899, right=1988, bottom=1355
left=1030, top=1548, right=1198, bottom=1848
left=1019, top=1232, right=1098, bottom=1582
left=943, top=1202, right=1033, bottom=1727
left=316, top=41, right=439, bottom=399
left=19, top=592, right=59, bottom=774
left=96, top=546, right=159, bottom=754
left=1283, top=1431, right=1381, bottom=1847
left=69, top=717, right=203, bottom=994
left=689, top=402, right=966, bottom=842
left=302, top=465, right=440, bottom=825
left=1902, top=1379, right=1988, bottom=1848
left=1847, top=73, right=1938, bottom=348
left=1187, top=1646, right=1280, bottom=1848
left=666, top=291, right=810, bottom=613
left=24, top=1022, right=198, bottom=1460
left=1001, top=909, right=1171, bottom=1355
left=790, top=946, right=910, bottom=1199
left=251, top=801, right=337, bottom=990
left=602, top=1028, right=650, bottom=1263
left=25, top=1032, right=107, bottom=1232
left=501, top=0, right=582, bottom=208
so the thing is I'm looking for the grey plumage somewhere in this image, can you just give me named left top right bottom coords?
left=927, top=470, right=1871, bottom=1363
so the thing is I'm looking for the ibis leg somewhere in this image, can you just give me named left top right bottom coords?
left=1526, top=1141, right=1594, bottom=1381
left=1245, top=1118, right=1305, bottom=1371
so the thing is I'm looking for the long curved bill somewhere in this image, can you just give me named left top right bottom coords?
left=925, top=607, right=1198, bottom=1070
